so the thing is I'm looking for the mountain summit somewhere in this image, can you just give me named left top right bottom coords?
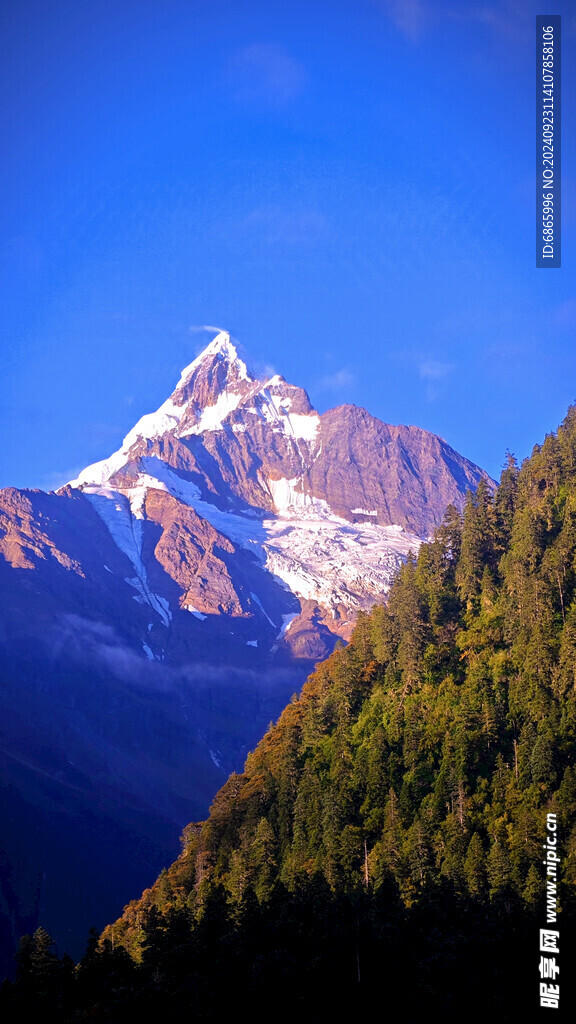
left=0, top=330, right=492, bottom=971
left=71, top=331, right=491, bottom=534
left=74, top=332, right=262, bottom=475
left=67, top=330, right=492, bottom=635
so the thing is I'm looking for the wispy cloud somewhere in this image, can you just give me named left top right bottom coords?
left=418, top=359, right=453, bottom=381
left=319, top=367, right=357, bottom=391
left=417, top=358, right=454, bottom=401
left=241, top=205, right=326, bottom=247
left=375, top=0, right=549, bottom=48
left=375, top=0, right=430, bottom=40
left=188, top=325, right=227, bottom=336
left=52, top=613, right=303, bottom=697
left=462, top=2, right=533, bottom=43
left=229, top=44, right=307, bottom=105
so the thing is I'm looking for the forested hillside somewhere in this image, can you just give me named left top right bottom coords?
left=5, top=409, right=576, bottom=1021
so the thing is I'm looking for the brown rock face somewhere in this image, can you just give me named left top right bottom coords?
left=304, top=405, right=492, bottom=536
left=173, top=341, right=255, bottom=435
left=0, top=488, right=85, bottom=574
left=143, top=489, right=244, bottom=616
left=278, top=600, right=352, bottom=662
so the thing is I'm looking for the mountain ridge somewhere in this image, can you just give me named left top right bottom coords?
left=69, top=330, right=493, bottom=535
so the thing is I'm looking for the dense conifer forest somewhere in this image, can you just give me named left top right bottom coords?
left=3, top=409, right=576, bottom=1020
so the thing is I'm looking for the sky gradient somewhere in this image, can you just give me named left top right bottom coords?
left=1, top=0, right=575, bottom=489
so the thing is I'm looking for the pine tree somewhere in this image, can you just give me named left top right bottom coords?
left=464, top=833, right=486, bottom=898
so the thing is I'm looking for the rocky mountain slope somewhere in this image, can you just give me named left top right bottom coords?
left=0, top=330, right=492, bottom=973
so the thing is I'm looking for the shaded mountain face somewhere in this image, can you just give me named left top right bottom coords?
left=0, top=331, right=492, bottom=973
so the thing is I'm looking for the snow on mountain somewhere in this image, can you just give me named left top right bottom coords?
left=71, top=332, right=251, bottom=484
left=69, top=331, right=422, bottom=631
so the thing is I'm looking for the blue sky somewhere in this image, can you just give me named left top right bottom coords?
left=1, top=0, right=574, bottom=489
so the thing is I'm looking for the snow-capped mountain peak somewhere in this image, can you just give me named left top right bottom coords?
left=181, top=329, right=245, bottom=375
left=67, top=332, right=493, bottom=649
left=174, top=330, right=252, bottom=398
left=70, top=331, right=318, bottom=488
